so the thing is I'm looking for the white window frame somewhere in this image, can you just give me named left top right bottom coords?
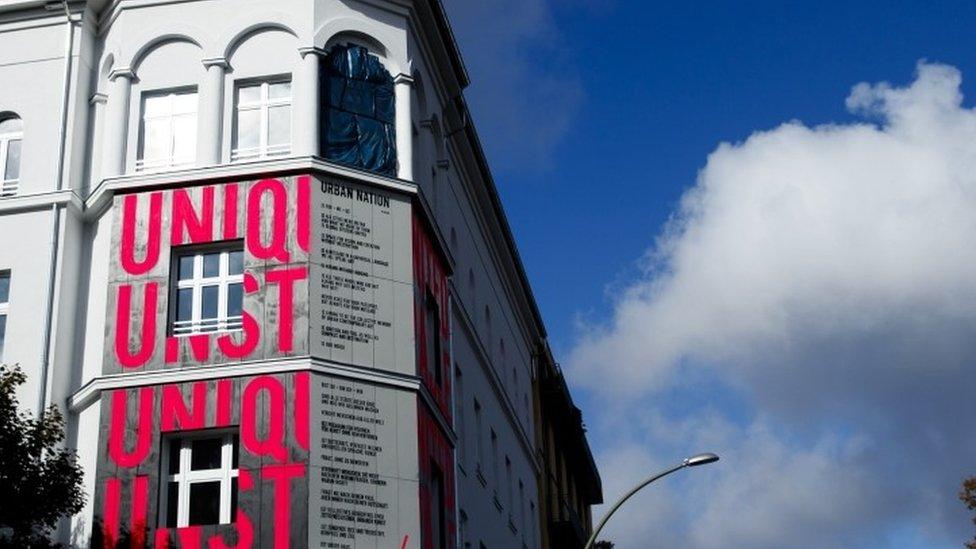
left=137, top=89, right=198, bottom=172
left=232, top=79, right=292, bottom=161
left=160, top=432, right=239, bottom=528
left=0, top=271, right=8, bottom=360
left=172, top=247, right=243, bottom=336
left=0, top=119, right=22, bottom=197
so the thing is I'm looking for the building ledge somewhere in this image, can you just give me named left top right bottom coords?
left=68, top=356, right=456, bottom=448
left=0, top=189, right=83, bottom=215
left=84, top=155, right=418, bottom=219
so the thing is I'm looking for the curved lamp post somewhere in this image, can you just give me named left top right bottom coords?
left=583, top=452, right=719, bottom=549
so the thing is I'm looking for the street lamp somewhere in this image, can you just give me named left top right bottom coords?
left=583, top=452, right=719, bottom=549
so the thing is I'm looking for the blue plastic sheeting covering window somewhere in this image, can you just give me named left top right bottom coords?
left=323, top=44, right=397, bottom=177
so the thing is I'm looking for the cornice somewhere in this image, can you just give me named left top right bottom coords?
left=107, top=66, right=134, bottom=81
left=0, top=188, right=83, bottom=215
left=83, top=155, right=418, bottom=220
left=297, top=46, right=326, bottom=59
left=200, top=56, right=229, bottom=70
left=68, top=355, right=457, bottom=445
left=393, top=73, right=414, bottom=86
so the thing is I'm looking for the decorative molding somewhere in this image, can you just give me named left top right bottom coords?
left=69, top=356, right=424, bottom=413
left=201, top=57, right=230, bottom=70
left=297, top=46, right=327, bottom=59
left=68, top=354, right=458, bottom=444
left=83, top=155, right=419, bottom=221
left=393, top=73, right=414, bottom=86
left=89, top=92, right=108, bottom=106
left=107, top=67, right=135, bottom=81
left=0, top=189, right=83, bottom=216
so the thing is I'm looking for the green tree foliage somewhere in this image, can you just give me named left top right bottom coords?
left=962, top=476, right=976, bottom=549
left=0, top=364, right=85, bottom=548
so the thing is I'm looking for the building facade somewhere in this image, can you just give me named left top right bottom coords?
left=0, top=0, right=601, bottom=547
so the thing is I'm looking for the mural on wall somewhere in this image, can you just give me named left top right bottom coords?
left=108, top=176, right=311, bottom=373
left=94, top=174, right=454, bottom=548
left=95, top=373, right=310, bottom=548
left=96, top=176, right=314, bottom=548
left=412, top=215, right=457, bottom=549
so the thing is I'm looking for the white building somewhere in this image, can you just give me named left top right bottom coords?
left=0, top=0, right=600, bottom=547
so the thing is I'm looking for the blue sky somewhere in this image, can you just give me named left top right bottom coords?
left=448, top=1, right=976, bottom=548
left=451, top=0, right=976, bottom=350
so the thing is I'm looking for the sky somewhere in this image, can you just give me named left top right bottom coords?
left=444, top=1, right=976, bottom=548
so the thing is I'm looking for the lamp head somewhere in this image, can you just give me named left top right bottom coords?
left=683, top=453, right=720, bottom=467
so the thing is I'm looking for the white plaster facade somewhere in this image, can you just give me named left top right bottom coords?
left=0, top=1, right=592, bottom=547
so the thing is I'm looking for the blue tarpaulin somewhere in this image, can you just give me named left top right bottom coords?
left=324, top=44, right=397, bottom=177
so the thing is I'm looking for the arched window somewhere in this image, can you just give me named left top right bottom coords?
left=323, top=44, right=396, bottom=176
left=0, top=116, right=23, bottom=197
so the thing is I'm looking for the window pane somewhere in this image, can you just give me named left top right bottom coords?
left=187, top=481, right=221, bottom=525
left=178, top=256, right=195, bottom=280
left=269, top=81, right=291, bottom=100
left=190, top=438, right=223, bottom=470
left=201, top=286, right=218, bottom=320
left=235, top=109, right=260, bottom=152
left=144, top=95, right=170, bottom=118
left=268, top=105, right=291, bottom=147
left=142, top=119, right=170, bottom=161
left=171, top=92, right=198, bottom=115
left=202, top=253, right=220, bottom=278
left=171, top=114, right=197, bottom=162
left=0, top=315, right=6, bottom=359
left=168, top=441, right=181, bottom=474
left=227, top=283, right=243, bottom=318
left=176, top=288, right=193, bottom=322
left=0, top=118, right=22, bottom=133
left=237, top=84, right=261, bottom=105
left=4, top=139, right=21, bottom=181
left=165, top=481, right=179, bottom=528
left=0, top=274, right=8, bottom=303
left=228, top=250, right=243, bottom=275
left=232, top=435, right=239, bottom=467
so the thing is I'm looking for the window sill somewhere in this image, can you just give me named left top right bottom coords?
left=171, top=329, right=242, bottom=338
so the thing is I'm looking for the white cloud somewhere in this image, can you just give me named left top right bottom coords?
left=569, top=62, right=976, bottom=548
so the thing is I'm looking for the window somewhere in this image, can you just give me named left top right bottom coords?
left=323, top=44, right=396, bottom=176
left=171, top=245, right=244, bottom=336
left=0, top=116, right=22, bottom=197
left=491, top=429, right=499, bottom=487
left=160, top=432, right=239, bottom=527
left=455, top=366, right=465, bottom=466
left=484, top=306, right=492, bottom=351
left=505, top=456, right=513, bottom=515
left=233, top=80, right=291, bottom=160
left=529, top=501, right=536, bottom=548
left=0, top=272, right=8, bottom=359
left=459, top=509, right=468, bottom=549
left=474, top=399, right=484, bottom=474
left=138, top=89, right=198, bottom=171
left=429, top=461, right=447, bottom=549
left=518, top=479, right=526, bottom=535
left=425, top=290, right=442, bottom=385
